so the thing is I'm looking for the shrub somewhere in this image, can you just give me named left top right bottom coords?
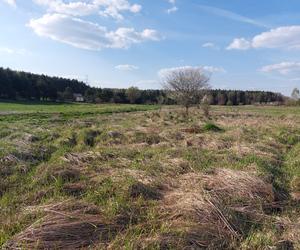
left=83, top=130, right=100, bottom=147
left=203, top=122, right=223, bottom=132
left=202, top=102, right=210, bottom=118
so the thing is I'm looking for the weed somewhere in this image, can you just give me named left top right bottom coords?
left=203, top=122, right=224, bottom=132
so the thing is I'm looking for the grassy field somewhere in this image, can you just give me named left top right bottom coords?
left=1, top=102, right=300, bottom=249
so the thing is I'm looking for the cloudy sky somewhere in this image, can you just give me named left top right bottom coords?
left=1, top=0, right=300, bottom=95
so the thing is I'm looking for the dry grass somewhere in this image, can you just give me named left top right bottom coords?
left=157, top=168, right=276, bottom=249
left=1, top=106, right=300, bottom=249
left=4, top=201, right=123, bottom=250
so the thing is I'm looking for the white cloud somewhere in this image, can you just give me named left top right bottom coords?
left=202, top=42, right=214, bottom=48
left=197, top=4, right=268, bottom=28
left=252, top=26, right=300, bottom=49
left=158, top=65, right=226, bottom=78
left=227, top=38, right=251, bottom=50
left=33, top=0, right=142, bottom=20
left=0, top=47, right=14, bottom=54
left=0, top=47, right=28, bottom=55
left=202, top=42, right=220, bottom=50
left=107, top=28, right=160, bottom=49
left=167, top=6, right=178, bottom=14
left=261, top=62, right=300, bottom=75
left=115, top=64, right=139, bottom=71
left=228, top=26, right=300, bottom=50
left=202, top=66, right=226, bottom=73
left=28, top=14, right=160, bottom=50
left=2, top=0, right=16, bottom=7
left=166, top=0, right=178, bottom=14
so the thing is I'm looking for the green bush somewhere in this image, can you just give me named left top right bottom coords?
left=203, top=122, right=223, bottom=132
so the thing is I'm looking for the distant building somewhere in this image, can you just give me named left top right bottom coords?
left=73, top=93, right=84, bottom=102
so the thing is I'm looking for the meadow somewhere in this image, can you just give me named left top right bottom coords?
left=0, top=101, right=300, bottom=249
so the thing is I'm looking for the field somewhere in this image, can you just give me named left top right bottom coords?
left=1, top=102, right=300, bottom=249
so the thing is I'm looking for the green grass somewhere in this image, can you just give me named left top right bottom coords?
left=0, top=100, right=159, bottom=115
left=203, top=122, right=224, bottom=132
left=1, top=103, right=300, bottom=249
left=213, top=104, right=300, bottom=116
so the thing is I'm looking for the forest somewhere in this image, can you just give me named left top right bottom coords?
left=0, top=67, right=284, bottom=105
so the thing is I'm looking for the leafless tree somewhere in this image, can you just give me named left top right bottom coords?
left=162, top=68, right=211, bottom=115
left=126, top=86, right=140, bottom=104
left=291, top=87, right=300, bottom=100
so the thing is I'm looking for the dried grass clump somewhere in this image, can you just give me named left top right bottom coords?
left=117, top=168, right=155, bottom=185
left=0, top=154, right=20, bottom=166
left=4, top=201, right=122, bottom=250
left=61, top=151, right=101, bottom=165
left=159, top=169, right=276, bottom=249
left=129, top=182, right=162, bottom=200
left=161, top=173, right=238, bottom=248
left=280, top=217, right=300, bottom=249
left=62, top=182, right=86, bottom=196
left=181, top=126, right=202, bottom=134
left=35, top=164, right=82, bottom=186
left=52, top=167, right=81, bottom=182
left=202, top=168, right=275, bottom=205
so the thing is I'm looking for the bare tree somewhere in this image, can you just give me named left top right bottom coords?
left=126, top=86, right=140, bottom=104
left=162, top=68, right=211, bottom=115
left=291, top=88, right=300, bottom=100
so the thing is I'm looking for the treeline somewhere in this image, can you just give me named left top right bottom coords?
left=0, top=67, right=88, bottom=101
left=0, top=67, right=284, bottom=105
left=206, top=89, right=284, bottom=105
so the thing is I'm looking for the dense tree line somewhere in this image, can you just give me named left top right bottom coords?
left=0, top=67, right=284, bottom=105
left=205, top=89, right=284, bottom=105
left=0, top=68, right=88, bottom=101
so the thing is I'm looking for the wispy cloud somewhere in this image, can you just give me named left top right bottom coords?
left=167, top=6, right=178, bottom=14
left=0, top=47, right=28, bottom=55
left=2, top=0, right=16, bottom=7
left=115, top=64, right=139, bottom=71
left=166, top=0, right=178, bottom=14
left=260, top=62, right=300, bottom=75
left=33, top=0, right=142, bottom=20
left=158, top=65, right=226, bottom=78
left=202, top=42, right=220, bottom=50
left=197, top=4, right=269, bottom=28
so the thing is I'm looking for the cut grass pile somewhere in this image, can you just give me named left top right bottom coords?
left=1, top=103, right=300, bottom=249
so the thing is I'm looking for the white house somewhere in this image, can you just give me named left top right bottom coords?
left=73, top=93, right=84, bottom=102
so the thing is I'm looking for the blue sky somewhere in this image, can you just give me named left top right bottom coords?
left=1, top=0, right=300, bottom=95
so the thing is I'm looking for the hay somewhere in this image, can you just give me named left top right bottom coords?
left=159, top=168, right=276, bottom=249
left=280, top=217, right=300, bottom=249
left=61, top=152, right=101, bottom=165
left=202, top=168, right=275, bottom=204
left=4, top=201, right=122, bottom=250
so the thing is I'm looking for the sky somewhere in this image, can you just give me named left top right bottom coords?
left=1, top=0, right=300, bottom=95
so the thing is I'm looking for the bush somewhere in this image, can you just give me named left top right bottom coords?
left=203, top=122, right=223, bottom=132
left=201, top=102, right=210, bottom=118
left=83, top=130, right=100, bottom=147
